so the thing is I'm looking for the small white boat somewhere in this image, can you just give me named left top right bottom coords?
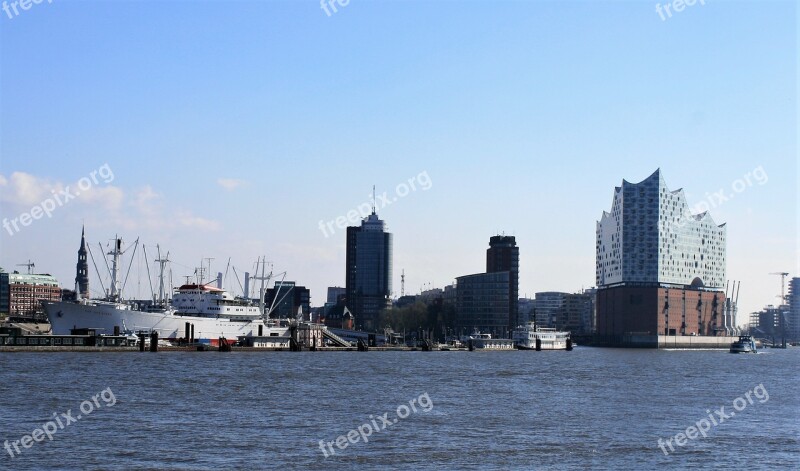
left=439, top=339, right=465, bottom=351
left=730, top=335, right=757, bottom=353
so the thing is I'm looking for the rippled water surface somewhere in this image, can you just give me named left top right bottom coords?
left=1, top=347, right=798, bottom=470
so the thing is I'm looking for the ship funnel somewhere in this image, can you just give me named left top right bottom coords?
left=244, top=272, right=250, bottom=298
left=216, top=272, right=223, bottom=289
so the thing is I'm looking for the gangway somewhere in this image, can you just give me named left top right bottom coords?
left=321, top=328, right=351, bottom=347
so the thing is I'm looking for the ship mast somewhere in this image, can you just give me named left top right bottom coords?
left=107, top=237, right=123, bottom=301
left=251, top=256, right=271, bottom=321
left=155, top=245, right=170, bottom=305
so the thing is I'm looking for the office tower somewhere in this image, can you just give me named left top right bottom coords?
left=345, top=211, right=393, bottom=331
left=487, top=235, right=519, bottom=331
left=454, top=236, right=520, bottom=337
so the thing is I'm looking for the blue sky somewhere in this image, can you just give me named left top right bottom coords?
left=0, top=0, right=797, bottom=318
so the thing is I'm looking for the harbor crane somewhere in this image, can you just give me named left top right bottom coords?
left=16, top=260, right=35, bottom=274
left=769, top=272, right=789, bottom=304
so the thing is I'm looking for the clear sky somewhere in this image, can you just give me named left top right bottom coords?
left=0, top=0, right=797, bottom=320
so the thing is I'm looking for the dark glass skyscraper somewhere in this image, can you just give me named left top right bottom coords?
left=486, top=235, right=519, bottom=331
left=346, top=212, right=393, bottom=331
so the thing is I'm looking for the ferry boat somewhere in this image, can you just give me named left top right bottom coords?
left=512, top=322, right=572, bottom=351
left=729, top=335, right=758, bottom=354
left=44, top=237, right=291, bottom=345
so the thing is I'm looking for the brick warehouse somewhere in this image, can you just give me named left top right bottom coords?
left=596, top=285, right=725, bottom=338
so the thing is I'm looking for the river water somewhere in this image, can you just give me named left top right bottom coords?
left=1, top=347, right=797, bottom=470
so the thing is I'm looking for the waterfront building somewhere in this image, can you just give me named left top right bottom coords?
left=487, top=236, right=519, bottom=331
left=558, top=292, right=593, bottom=334
left=345, top=211, right=393, bottom=331
left=533, top=292, right=565, bottom=327
left=582, top=287, right=597, bottom=334
left=455, top=271, right=511, bottom=338
left=0, top=271, right=61, bottom=322
left=453, top=236, right=520, bottom=336
left=789, top=277, right=800, bottom=341
left=750, top=305, right=787, bottom=340
left=0, top=268, right=8, bottom=318
left=596, top=170, right=727, bottom=340
left=531, top=291, right=595, bottom=334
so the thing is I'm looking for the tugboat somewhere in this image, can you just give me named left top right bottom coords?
left=729, top=335, right=758, bottom=353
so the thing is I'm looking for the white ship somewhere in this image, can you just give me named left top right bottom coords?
left=44, top=237, right=291, bottom=345
left=512, top=322, right=572, bottom=351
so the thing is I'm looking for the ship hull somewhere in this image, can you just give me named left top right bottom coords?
left=44, top=301, right=281, bottom=342
left=514, top=340, right=569, bottom=350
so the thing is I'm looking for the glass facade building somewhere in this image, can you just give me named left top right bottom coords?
left=596, top=169, right=726, bottom=289
left=487, top=235, right=519, bottom=330
left=455, top=271, right=511, bottom=338
left=346, top=212, right=393, bottom=331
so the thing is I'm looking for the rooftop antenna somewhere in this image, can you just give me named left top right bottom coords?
left=372, top=185, right=376, bottom=214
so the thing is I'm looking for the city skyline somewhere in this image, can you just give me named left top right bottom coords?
left=0, top=1, right=796, bottom=320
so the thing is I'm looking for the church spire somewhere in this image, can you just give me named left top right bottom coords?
left=75, top=226, right=89, bottom=299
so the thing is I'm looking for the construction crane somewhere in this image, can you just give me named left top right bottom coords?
left=769, top=272, right=789, bottom=305
left=16, top=260, right=35, bottom=274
